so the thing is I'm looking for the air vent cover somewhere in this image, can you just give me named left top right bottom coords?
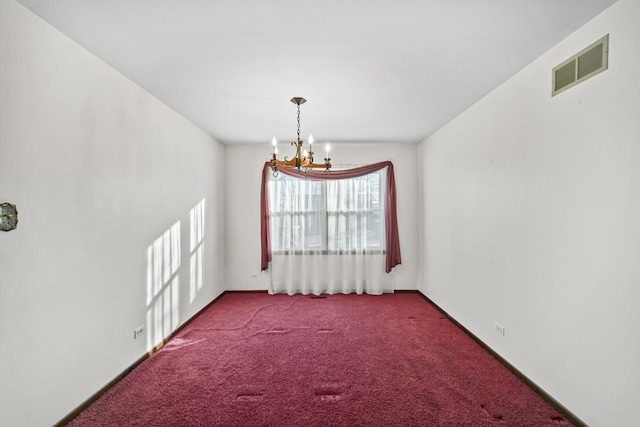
left=552, top=34, right=609, bottom=96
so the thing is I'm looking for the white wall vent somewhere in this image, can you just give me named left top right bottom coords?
left=552, top=34, right=609, bottom=96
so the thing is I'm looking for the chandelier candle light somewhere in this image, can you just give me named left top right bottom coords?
left=271, top=97, right=331, bottom=176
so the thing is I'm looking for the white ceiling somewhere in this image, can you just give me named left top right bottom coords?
left=17, top=0, right=617, bottom=145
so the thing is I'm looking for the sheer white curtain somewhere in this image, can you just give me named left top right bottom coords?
left=268, top=169, right=394, bottom=295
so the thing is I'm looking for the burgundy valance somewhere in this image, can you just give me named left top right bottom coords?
left=261, top=161, right=401, bottom=273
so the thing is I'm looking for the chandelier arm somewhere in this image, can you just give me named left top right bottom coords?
left=308, top=162, right=330, bottom=169
left=272, top=158, right=299, bottom=168
left=272, top=160, right=329, bottom=170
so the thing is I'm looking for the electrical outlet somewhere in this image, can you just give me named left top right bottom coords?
left=494, top=322, right=505, bottom=336
left=134, top=325, right=145, bottom=339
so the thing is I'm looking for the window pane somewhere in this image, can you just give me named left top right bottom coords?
left=269, top=175, right=325, bottom=252
left=326, top=170, right=385, bottom=252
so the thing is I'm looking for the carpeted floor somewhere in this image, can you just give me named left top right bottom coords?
left=69, top=292, right=572, bottom=426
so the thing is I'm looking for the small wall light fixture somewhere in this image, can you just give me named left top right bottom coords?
left=0, top=202, right=18, bottom=231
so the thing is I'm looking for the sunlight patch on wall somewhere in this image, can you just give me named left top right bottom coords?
left=146, top=221, right=181, bottom=352
left=189, top=198, right=206, bottom=303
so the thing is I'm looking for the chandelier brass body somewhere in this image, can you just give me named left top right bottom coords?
left=271, top=97, right=331, bottom=176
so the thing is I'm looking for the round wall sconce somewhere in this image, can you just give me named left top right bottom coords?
left=0, top=202, right=18, bottom=231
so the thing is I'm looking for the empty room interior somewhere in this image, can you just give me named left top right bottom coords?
left=1, top=0, right=639, bottom=425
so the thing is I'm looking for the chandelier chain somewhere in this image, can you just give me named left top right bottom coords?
left=296, top=103, right=301, bottom=143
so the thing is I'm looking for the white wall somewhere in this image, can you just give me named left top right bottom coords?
left=0, top=1, right=226, bottom=426
left=225, top=142, right=419, bottom=292
left=418, top=0, right=640, bottom=425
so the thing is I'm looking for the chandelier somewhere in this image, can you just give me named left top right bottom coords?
left=270, top=97, right=331, bottom=175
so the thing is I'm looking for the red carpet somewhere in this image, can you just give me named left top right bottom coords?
left=69, top=293, right=572, bottom=426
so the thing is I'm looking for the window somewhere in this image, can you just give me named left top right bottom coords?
left=269, top=170, right=385, bottom=253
